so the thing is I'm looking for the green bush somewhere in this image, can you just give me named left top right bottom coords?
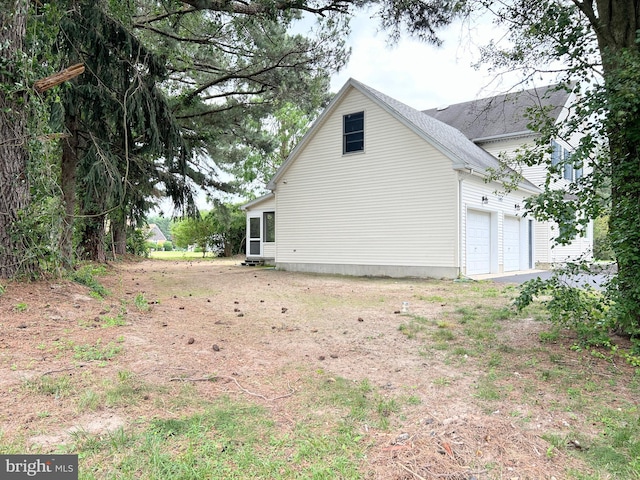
left=126, top=229, right=150, bottom=257
left=593, top=215, right=615, bottom=261
left=163, top=241, right=173, bottom=251
left=515, top=263, right=613, bottom=347
left=70, top=264, right=109, bottom=298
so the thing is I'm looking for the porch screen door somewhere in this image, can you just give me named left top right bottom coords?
left=249, top=217, right=261, bottom=256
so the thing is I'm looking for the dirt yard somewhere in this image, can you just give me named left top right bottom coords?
left=1, top=258, right=637, bottom=479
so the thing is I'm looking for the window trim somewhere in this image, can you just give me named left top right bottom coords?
left=343, top=111, right=364, bottom=154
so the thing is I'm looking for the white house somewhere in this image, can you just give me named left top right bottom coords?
left=242, top=79, right=592, bottom=278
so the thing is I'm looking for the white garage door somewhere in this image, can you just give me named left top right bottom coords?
left=503, top=216, right=520, bottom=272
left=467, top=210, right=491, bottom=274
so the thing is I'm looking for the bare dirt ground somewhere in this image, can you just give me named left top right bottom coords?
left=1, top=258, right=637, bottom=479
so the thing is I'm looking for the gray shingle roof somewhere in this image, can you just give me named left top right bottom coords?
left=422, top=85, right=570, bottom=141
left=351, top=79, right=540, bottom=191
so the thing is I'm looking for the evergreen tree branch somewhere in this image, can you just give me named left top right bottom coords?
left=179, top=0, right=354, bottom=16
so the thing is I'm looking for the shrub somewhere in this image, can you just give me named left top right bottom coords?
left=515, top=263, right=613, bottom=347
left=163, top=241, right=173, bottom=251
left=126, top=229, right=150, bottom=257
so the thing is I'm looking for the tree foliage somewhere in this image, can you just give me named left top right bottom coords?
left=223, top=101, right=319, bottom=196
left=171, top=203, right=245, bottom=257
left=456, top=0, right=640, bottom=339
left=0, top=0, right=468, bottom=276
left=207, top=202, right=246, bottom=257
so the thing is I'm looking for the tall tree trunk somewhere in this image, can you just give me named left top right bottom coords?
left=591, top=1, right=640, bottom=329
left=0, top=1, right=33, bottom=278
left=79, top=215, right=107, bottom=263
left=60, top=116, right=78, bottom=269
left=111, top=211, right=127, bottom=256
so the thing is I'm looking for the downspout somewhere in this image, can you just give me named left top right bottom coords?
left=458, top=173, right=463, bottom=277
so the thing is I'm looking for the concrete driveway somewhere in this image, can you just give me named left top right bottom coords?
left=470, top=265, right=615, bottom=290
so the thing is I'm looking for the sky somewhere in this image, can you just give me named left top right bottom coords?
left=328, top=12, right=519, bottom=110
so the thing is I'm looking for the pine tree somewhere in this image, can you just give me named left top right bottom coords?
left=0, top=1, right=34, bottom=277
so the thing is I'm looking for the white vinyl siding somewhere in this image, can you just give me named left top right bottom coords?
left=274, top=88, right=458, bottom=271
left=477, top=136, right=551, bottom=188
left=503, top=216, right=521, bottom=271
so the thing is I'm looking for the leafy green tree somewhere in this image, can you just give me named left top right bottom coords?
left=467, top=1, right=640, bottom=335
left=54, top=0, right=348, bottom=264
left=126, top=228, right=151, bottom=257
left=171, top=214, right=217, bottom=257
left=208, top=202, right=246, bottom=257
left=593, top=215, right=614, bottom=262
left=133, top=1, right=342, bottom=200
left=170, top=203, right=245, bottom=256
left=55, top=0, right=190, bottom=264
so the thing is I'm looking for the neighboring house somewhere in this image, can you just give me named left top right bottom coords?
left=242, top=79, right=592, bottom=278
left=147, top=224, right=167, bottom=245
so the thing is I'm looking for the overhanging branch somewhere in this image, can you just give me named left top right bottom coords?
left=33, top=63, right=85, bottom=93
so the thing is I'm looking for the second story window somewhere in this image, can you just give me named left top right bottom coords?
left=551, top=140, right=582, bottom=181
left=343, top=112, right=364, bottom=154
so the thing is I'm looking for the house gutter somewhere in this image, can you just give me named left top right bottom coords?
left=452, top=164, right=540, bottom=194
left=471, top=130, right=533, bottom=143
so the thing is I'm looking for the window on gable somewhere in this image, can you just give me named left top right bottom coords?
left=343, top=112, right=364, bottom=154
left=263, top=212, right=275, bottom=243
left=563, top=149, right=574, bottom=180
left=551, top=141, right=561, bottom=167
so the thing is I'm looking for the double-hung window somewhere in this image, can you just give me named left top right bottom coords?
left=343, top=112, right=364, bottom=153
left=263, top=212, right=275, bottom=243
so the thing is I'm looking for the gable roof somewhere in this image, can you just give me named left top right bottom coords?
left=423, top=85, right=571, bottom=142
left=268, top=78, right=539, bottom=193
left=147, top=224, right=167, bottom=243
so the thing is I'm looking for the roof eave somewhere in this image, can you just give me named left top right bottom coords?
left=240, top=192, right=275, bottom=211
left=453, top=164, right=541, bottom=194
left=472, top=130, right=536, bottom=143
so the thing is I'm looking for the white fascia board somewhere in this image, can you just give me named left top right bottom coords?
left=240, top=192, right=275, bottom=211
left=472, top=131, right=534, bottom=143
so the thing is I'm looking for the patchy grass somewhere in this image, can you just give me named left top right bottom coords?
left=63, top=375, right=404, bottom=479
left=2, top=264, right=639, bottom=479
left=73, top=339, right=123, bottom=362
left=149, top=250, right=219, bottom=260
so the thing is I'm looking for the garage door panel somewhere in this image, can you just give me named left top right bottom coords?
left=467, top=211, right=491, bottom=274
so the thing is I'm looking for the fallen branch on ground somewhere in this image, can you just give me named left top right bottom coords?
left=41, top=365, right=87, bottom=376
left=169, top=375, right=296, bottom=401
